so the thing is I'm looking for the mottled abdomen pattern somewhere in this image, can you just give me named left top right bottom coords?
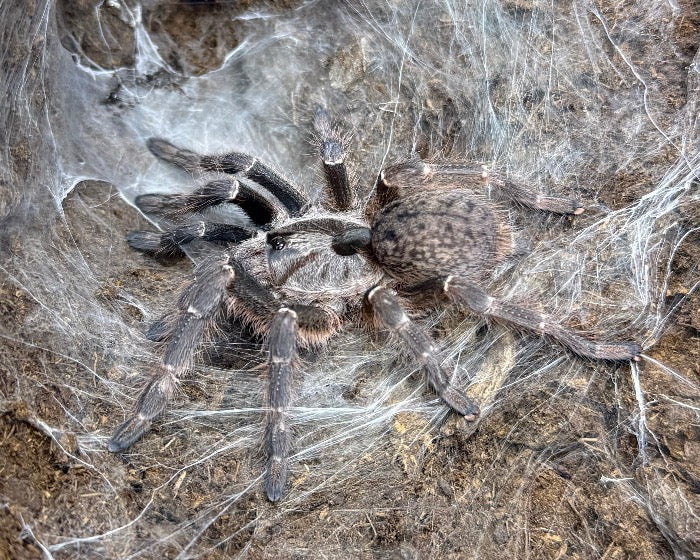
left=371, top=190, right=509, bottom=285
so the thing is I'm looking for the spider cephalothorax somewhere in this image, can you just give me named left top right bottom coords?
left=108, top=109, right=640, bottom=501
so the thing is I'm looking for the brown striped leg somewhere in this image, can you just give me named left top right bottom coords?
left=367, top=286, right=479, bottom=419
left=442, top=276, right=641, bottom=361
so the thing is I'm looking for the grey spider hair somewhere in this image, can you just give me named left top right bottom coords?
left=108, top=108, right=640, bottom=501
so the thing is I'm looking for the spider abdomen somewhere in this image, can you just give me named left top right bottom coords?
left=371, top=190, right=511, bottom=285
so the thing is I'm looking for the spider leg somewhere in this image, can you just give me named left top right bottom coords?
left=264, top=307, right=297, bottom=502
left=127, top=176, right=290, bottom=258
left=262, top=304, right=340, bottom=501
left=147, top=138, right=309, bottom=216
left=109, top=251, right=338, bottom=501
left=127, top=221, right=257, bottom=258
left=442, top=276, right=641, bottom=360
left=224, top=267, right=340, bottom=500
left=108, top=254, right=234, bottom=452
left=483, top=167, right=584, bottom=215
left=367, top=286, right=480, bottom=419
left=134, top=178, right=287, bottom=227
left=314, top=108, right=354, bottom=211
left=225, top=260, right=341, bottom=343
left=135, top=179, right=241, bottom=217
left=380, top=160, right=583, bottom=214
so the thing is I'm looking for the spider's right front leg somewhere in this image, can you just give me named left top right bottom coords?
left=127, top=178, right=285, bottom=259
left=227, top=269, right=340, bottom=501
left=146, top=138, right=309, bottom=217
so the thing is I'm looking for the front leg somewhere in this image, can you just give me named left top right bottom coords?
left=126, top=221, right=257, bottom=258
left=258, top=303, right=340, bottom=501
left=262, top=303, right=340, bottom=501
left=108, top=254, right=235, bottom=452
left=146, top=138, right=309, bottom=216
left=134, top=178, right=288, bottom=227
left=223, top=267, right=340, bottom=500
left=367, top=286, right=480, bottom=419
left=264, top=308, right=297, bottom=502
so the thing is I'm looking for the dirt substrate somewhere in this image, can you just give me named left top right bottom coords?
left=1, top=1, right=698, bottom=559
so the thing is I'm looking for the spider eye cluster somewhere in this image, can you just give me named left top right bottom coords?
left=267, top=234, right=287, bottom=251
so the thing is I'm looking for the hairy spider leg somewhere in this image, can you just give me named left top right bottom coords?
left=265, top=308, right=296, bottom=502
left=367, top=286, right=480, bottom=419
left=134, top=177, right=287, bottom=226
left=442, top=276, right=641, bottom=361
left=225, top=262, right=341, bottom=500
left=313, top=108, right=354, bottom=211
left=127, top=177, right=288, bottom=257
left=263, top=304, right=340, bottom=501
left=108, top=254, right=235, bottom=453
left=380, top=160, right=584, bottom=214
left=134, top=179, right=244, bottom=217
left=109, top=246, right=340, bottom=501
left=126, top=220, right=258, bottom=258
left=147, top=138, right=309, bottom=216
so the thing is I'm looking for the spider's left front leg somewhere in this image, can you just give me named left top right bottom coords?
left=367, top=286, right=480, bottom=419
left=263, top=304, right=341, bottom=501
left=109, top=254, right=235, bottom=453
left=264, top=307, right=297, bottom=502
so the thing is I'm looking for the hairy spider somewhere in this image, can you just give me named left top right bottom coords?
left=108, top=109, right=640, bottom=501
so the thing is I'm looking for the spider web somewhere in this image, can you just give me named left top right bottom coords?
left=1, top=1, right=698, bottom=558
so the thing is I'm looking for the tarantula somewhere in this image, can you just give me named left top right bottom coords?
left=108, top=109, right=640, bottom=501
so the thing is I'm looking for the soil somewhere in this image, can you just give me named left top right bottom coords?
left=1, top=1, right=698, bottom=559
